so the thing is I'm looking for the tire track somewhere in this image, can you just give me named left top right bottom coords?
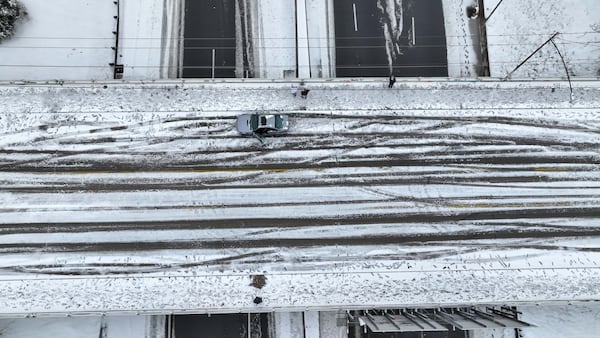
left=2, top=228, right=599, bottom=254
left=1, top=106, right=600, bottom=276
left=3, top=172, right=598, bottom=193
left=0, top=207, right=599, bottom=234
left=0, top=150, right=598, bottom=172
left=4, top=194, right=597, bottom=213
left=0, top=116, right=599, bottom=170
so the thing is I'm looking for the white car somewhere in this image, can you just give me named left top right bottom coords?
left=236, top=113, right=289, bottom=136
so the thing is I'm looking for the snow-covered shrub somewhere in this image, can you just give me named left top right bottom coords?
left=0, top=0, right=26, bottom=40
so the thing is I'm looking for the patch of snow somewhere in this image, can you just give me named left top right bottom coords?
left=0, top=0, right=115, bottom=81
left=0, top=316, right=101, bottom=338
left=520, top=303, right=600, bottom=338
left=252, top=0, right=296, bottom=78
left=119, top=0, right=164, bottom=80
left=377, top=0, right=404, bottom=74
left=484, top=0, right=600, bottom=78
left=0, top=315, right=159, bottom=338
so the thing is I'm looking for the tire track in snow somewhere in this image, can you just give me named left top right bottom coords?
left=1, top=109, right=599, bottom=274
left=1, top=111, right=598, bottom=170
left=1, top=207, right=599, bottom=233
left=2, top=171, right=597, bottom=193
left=2, top=228, right=599, bottom=254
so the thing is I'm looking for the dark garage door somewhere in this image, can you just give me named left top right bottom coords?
left=183, top=0, right=236, bottom=78
left=173, top=313, right=270, bottom=338
left=334, top=0, right=448, bottom=77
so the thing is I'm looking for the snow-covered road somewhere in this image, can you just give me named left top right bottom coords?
left=0, top=80, right=599, bottom=315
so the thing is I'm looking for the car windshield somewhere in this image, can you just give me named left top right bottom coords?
left=250, top=115, right=259, bottom=130
left=275, top=115, right=284, bottom=129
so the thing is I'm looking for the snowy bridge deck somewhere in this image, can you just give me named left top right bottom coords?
left=0, top=80, right=599, bottom=316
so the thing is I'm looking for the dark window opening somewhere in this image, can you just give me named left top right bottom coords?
left=172, top=313, right=271, bottom=338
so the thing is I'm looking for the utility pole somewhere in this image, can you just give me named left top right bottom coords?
left=477, top=0, right=490, bottom=76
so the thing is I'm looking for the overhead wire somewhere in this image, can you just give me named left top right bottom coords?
left=3, top=40, right=600, bottom=50
left=1, top=58, right=598, bottom=70
left=9, top=30, right=600, bottom=40
left=1, top=32, right=598, bottom=75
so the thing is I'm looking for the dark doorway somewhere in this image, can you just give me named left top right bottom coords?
left=173, top=313, right=270, bottom=338
left=183, top=0, right=236, bottom=78
left=334, top=0, right=448, bottom=77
